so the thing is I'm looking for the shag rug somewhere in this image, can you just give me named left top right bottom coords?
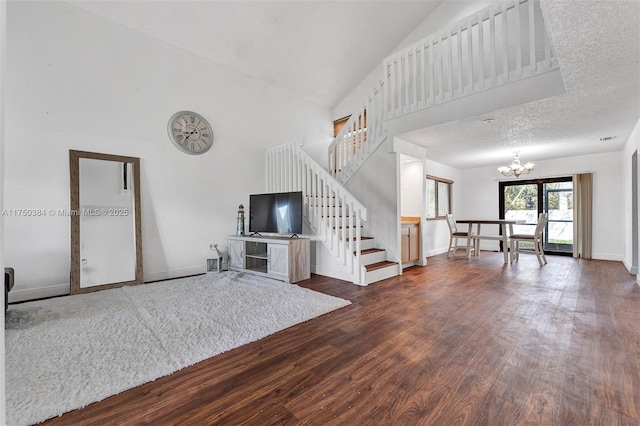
left=5, top=272, right=350, bottom=426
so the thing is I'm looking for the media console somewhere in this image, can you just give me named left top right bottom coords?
left=227, top=235, right=310, bottom=283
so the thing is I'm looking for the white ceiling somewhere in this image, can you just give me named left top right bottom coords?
left=64, top=0, right=442, bottom=109
left=64, top=0, right=640, bottom=170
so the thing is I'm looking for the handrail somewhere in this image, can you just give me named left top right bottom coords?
left=267, top=142, right=367, bottom=284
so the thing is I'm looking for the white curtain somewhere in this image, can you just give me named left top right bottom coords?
left=573, top=173, right=592, bottom=259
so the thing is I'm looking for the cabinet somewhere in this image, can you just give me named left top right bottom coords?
left=228, top=239, right=245, bottom=269
left=401, top=220, right=420, bottom=266
left=227, top=236, right=310, bottom=283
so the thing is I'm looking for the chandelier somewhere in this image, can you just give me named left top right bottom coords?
left=497, top=152, right=535, bottom=177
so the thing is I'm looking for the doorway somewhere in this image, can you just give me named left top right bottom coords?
left=499, top=176, right=573, bottom=256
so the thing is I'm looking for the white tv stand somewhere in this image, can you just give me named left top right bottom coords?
left=227, top=235, right=310, bottom=283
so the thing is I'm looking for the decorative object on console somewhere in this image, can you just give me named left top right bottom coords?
left=206, top=244, right=223, bottom=273
left=497, top=152, right=535, bottom=177
left=236, top=204, right=245, bottom=236
left=167, top=111, right=214, bottom=155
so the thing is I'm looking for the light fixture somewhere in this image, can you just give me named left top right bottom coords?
left=497, top=152, right=535, bottom=178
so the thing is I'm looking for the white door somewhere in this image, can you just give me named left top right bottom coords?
left=228, top=239, right=245, bottom=269
left=267, top=244, right=289, bottom=279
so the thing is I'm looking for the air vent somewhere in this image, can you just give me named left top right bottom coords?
left=599, top=136, right=617, bottom=142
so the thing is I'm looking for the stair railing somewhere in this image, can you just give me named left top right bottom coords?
left=267, top=142, right=367, bottom=284
left=382, top=0, right=558, bottom=118
left=327, top=0, right=557, bottom=186
left=328, top=81, right=386, bottom=184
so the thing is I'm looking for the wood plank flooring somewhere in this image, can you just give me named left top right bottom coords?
left=39, top=253, right=640, bottom=425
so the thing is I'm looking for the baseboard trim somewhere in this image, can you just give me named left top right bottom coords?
left=425, top=248, right=449, bottom=257
left=9, top=267, right=208, bottom=303
left=621, top=258, right=638, bottom=274
left=310, top=264, right=352, bottom=283
left=144, top=266, right=207, bottom=283
left=592, top=253, right=623, bottom=262
left=9, top=284, right=69, bottom=303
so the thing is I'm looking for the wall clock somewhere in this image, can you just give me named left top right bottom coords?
left=167, top=111, right=214, bottom=155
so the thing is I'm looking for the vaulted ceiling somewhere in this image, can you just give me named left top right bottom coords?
left=64, top=0, right=443, bottom=109
left=63, top=0, right=640, bottom=169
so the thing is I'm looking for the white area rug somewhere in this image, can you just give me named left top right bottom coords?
left=5, top=272, right=350, bottom=426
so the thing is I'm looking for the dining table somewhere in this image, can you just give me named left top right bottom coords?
left=455, top=219, right=519, bottom=263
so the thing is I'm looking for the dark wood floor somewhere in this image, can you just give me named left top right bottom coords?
left=40, top=252, right=640, bottom=425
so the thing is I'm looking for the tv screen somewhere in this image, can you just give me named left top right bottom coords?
left=249, top=191, right=303, bottom=235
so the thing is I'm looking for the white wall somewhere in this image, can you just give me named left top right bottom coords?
left=622, top=117, right=640, bottom=278
left=345, top=138, right=400, bottom=260
left=0, top=0, right=7, bottom=420
left=460, top=151, right=625, bottom=260
left=401, top=157, right=423, bottom=217
left=4, top=1, right=332, bottom=301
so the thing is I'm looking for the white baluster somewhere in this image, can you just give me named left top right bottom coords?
left=422, top=43, right=428, bottom=106
left=502, top=3, right=509, bottom=82
left=515, top=0, right=522, bottom=77
left=447, top=33, right=453, bottom=99
left=489, top=11, right=497, bottom=86
left=437, top=34, right=444, bottom=102
left=529, top=0, right=536, bottom=73
left=456, top=24, right=463, bottom=97
left=413, top=48, right=419, bottom=109
left=355, top=207, right=362, bottom=283
left=478, top=12, right=485, bottom=89
left=429, top=39, right=435, bottom=105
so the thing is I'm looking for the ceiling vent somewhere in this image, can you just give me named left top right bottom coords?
left=599, top=136, right=617, bottom=142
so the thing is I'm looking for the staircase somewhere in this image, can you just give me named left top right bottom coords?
left=266, top=143, right=400, bottom=286
left=266, top=0, right=559, bottom=285
left=329, top=0, right=559, bottom=185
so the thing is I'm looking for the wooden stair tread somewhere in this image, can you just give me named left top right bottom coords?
left=357, top=248, right=385, bottom=255
left=364, top=261, right=397, bottom=272
left=349, top=236, right=373, bottom=241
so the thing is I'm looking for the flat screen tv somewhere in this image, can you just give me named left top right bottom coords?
left=249, top=191, right=303, bottom=236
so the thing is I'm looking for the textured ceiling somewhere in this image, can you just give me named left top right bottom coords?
left=63, top=0, right=442, bottom=109
left=63, top=0, right=640, bottom=169
left=400, top=0, right=640, bottom=169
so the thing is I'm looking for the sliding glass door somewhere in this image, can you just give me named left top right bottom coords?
left=544, top=181, right=573, bottom=253
left=499, top=177, right=573, bottom=256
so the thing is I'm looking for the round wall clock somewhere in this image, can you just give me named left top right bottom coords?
left=167, top=111, right=214, bottom=155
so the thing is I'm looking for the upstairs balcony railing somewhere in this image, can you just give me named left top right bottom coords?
left=328, top=0, right=559, bottom=184
left=383, top=0, right=558, bottom=118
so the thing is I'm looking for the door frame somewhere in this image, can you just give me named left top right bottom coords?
left=499, top=176, right=573, bottom=256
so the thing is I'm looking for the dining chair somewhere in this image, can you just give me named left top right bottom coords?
left=509, top=213, right=548, bottom=266
left=446, top=214, right=475, bottom=257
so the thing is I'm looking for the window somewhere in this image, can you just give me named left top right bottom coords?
left=426, top=175, right=453, bottom=219
left=333, top=112, right=367, bottom=138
